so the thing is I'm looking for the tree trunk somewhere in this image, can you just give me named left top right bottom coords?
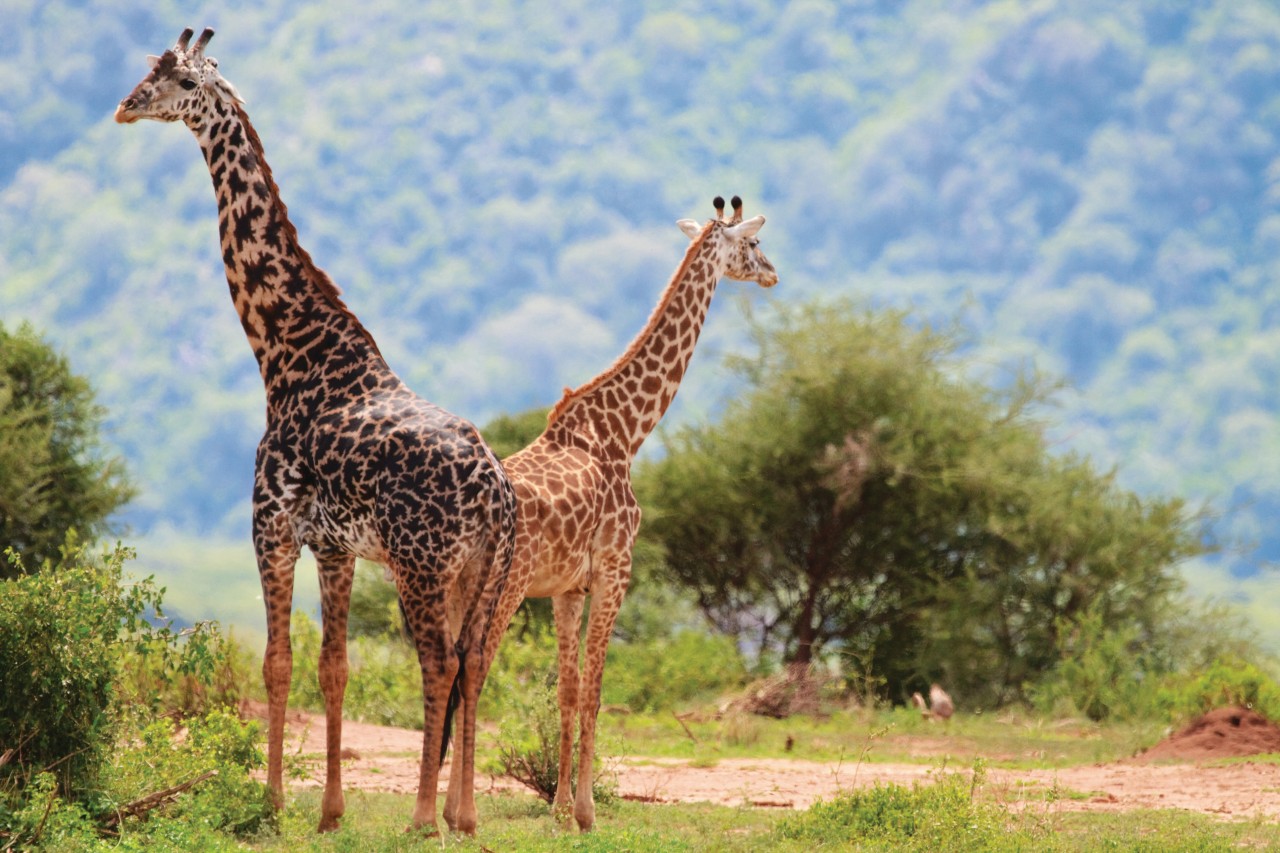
left=792, top=583, right=818, bottom=665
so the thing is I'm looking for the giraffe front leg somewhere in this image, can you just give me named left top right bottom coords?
left=551, top=593, right=586, bottom=825
left=255, top=516, right=299, bottom=813
left=574, top=562, right=630, bottom=832
left=261, top=629, right=292, bottom=812
left=315, top=549, right=356, bottom=832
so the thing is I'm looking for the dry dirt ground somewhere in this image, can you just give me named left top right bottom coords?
left=252, top=704, right=1280, bottom=820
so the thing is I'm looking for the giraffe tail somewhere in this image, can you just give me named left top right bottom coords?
left=439, top=646, right=464, bottom=764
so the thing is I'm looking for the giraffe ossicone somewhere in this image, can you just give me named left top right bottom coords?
left=116, top=28, right=516, bottom=838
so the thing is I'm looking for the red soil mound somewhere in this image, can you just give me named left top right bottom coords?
left=1136, top=706, right=1280, bottom=762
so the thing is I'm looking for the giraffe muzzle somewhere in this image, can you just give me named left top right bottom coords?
left=114, top=97, right=144, bottom=124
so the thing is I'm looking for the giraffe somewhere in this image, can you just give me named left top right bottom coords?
left=445, top=196, right=778, bottom=831
left=115, top=28, right=515, bottom=836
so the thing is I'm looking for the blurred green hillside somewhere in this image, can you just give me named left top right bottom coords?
left=2, top=0, right=1278, bottom=638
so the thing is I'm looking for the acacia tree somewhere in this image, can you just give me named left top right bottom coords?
left=635, top=301, right=1207, bottom=704
left=0, top=323, right=134, bottom=575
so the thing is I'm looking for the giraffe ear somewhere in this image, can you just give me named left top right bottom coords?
left=725, top=215, right=765, bottom=241
left=676, top=219, right=702, bottom=239
left=214, top=76, right=246, bottom=105
left=146, top=54, right=161, bottom=69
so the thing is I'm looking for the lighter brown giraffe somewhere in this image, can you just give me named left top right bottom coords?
left=445, top=196, right=778, bottom=831
left=115, top=29, right=515, bottom=836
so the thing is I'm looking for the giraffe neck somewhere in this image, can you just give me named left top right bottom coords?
left=549, top=226, right=724, bottom=460
left=188, top=100, right=385, bottom=408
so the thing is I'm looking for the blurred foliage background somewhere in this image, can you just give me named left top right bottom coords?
left=2, top=0, right=1278, bottom=644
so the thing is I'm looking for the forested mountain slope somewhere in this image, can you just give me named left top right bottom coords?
left=2, top=1, right=1277, bottom=633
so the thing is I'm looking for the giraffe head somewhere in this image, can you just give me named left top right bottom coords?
left=677, top=196, right=778, bottom=288
left=115, top=27, right=244, bottom=125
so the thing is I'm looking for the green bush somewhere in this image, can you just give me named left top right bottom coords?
left=289, top=589, right=747, bottom=723
left=0, top=544, right=269, bottom=850
left=1153, top=657, right=1280, bottom=724
left=773, top=763, right=1022, bottom=850
left=478, top=622, right=559, bottom=720
left=0, top=543, right=157, bottom=796
left=120, top=628, right=253, bottom=722
left=1, top=710, right=271, bottom=851
left=1029, top=607, right=1156, bottom=721
left=488, top=670, right=617, bottom=807
left=108, top=709, right=273, bottom=838
left=285, top=610, right=426, bottom=728
left=602, top=630, right=747, bottom=712
left=1032, top=602, right=1280, bottom=724
left=0, top=772, right=97, bottom=852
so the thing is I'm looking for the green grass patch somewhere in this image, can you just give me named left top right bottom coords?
left=234, top=777, right=1280, bottom=852
left=773, top=763, right=1020, bottom=850
left=592, top=705, right=1167, bottom=770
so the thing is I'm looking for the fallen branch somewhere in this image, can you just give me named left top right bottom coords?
left=672, top=711, right=699, bottom=744
left=103, top=769, right=218, bottom=829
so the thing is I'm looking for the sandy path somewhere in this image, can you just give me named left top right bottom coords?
left=265, top=708, right=1280, bottom=819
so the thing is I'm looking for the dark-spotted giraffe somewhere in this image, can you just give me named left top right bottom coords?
left=115, top=28, right=515, bottom=836
left=444, top=196, right=778, bottom=831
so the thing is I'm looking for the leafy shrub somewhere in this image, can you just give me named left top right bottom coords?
left=1029, top=607, right=1155, bottom=721
left=120, top=628, right=253, bottom=721
left=488, top=663, right=617, bottom=807
left=490, top=675, right=564, bottom=803
left=1, top=711, right=271, bottom=851
left=108, top=709, right=273, bottom=837
left=285, top=610, right=425, bottom=728
left=1032, top=602, right=1280, bottom=724
left=288, top=593, right=746, bottom=725
left=0, top=544, right=268, bottom=850
left=478, top=622, right=559, bottom=720
left=0, top=772, right=97, bottom=852
left=0, top=543, right=182, bottom=796
left=602, top=630, right=746, bottom=712
left=773, top=763, right=1020, bottom=850
left=1152, top=656, right=1280, bottom=724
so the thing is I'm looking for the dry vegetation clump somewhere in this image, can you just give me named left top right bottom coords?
left=726, top=663, right=845, bottom=719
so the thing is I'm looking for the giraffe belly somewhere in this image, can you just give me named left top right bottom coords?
left=525, top=552, right=591, bottom=598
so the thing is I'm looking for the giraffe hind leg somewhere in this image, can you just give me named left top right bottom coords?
left=314, top=549, right=356, bottom=832
left=552, top=592, right=586, bottom=825
left=445, top=551, right=525, bottom=831
left=395, top=568, right=461, bottom=834
left=573, top=557, right=631, bottom=832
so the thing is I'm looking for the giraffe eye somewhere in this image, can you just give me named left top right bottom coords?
left=180, top=78, right=198, bottom=91
left=748, top=239, right=760, bottom=248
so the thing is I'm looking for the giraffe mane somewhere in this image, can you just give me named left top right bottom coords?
left=547, top=219, right=718, bottom=426
left=234, top=103, right=383, bottom=358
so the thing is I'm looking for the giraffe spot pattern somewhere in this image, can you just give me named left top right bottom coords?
left=117, top=34, right=518, bottom=833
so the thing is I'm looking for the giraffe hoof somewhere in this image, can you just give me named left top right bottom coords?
left=404, top=824, right=441, bottom=838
